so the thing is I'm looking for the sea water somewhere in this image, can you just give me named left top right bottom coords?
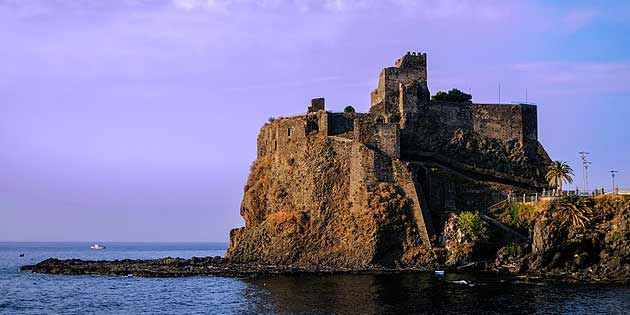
left=1, top=242, right=629, bottom=314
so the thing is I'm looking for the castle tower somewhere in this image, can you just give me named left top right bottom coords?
left=369, top=52, right=430, bottom=122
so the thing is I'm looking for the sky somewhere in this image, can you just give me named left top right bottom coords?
left=1, top=0, right=629, bottom=242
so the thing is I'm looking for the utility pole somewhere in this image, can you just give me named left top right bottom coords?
left=610, top=170, right=619, bottom=194
left=498, top=83, right=501, bottom=104
left=579, top=152, right=591, bottom=193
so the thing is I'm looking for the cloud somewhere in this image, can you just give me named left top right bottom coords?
left=172, top=0, right=231, bottom=12
left=164, top=0, right=514, bottom=22
left=391, top=0, right=512, bottom=21
left=511, top=61, right=630, bottom=94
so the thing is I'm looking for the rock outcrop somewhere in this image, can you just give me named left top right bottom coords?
left=526, top=196, right=630, bottom=282
left=226, top=52, right=551, bottom=269
left=226, top=136, right=429, bottom=268
left=20, top=257, right=419, bottom=277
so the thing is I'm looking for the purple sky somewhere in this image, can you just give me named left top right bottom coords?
left=1, top=0, right=629, bottom=242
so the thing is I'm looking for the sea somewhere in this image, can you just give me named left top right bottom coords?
left=0, top=242, right=628, bottom=315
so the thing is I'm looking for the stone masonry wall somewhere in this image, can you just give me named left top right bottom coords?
left=423, top=101, right=537, bottom=145
left=353, top=118, right=400, bottom=159
left=472, top=104, right=537, bottom=144
left=328, top=113, right=358, bottom=137
left=257, top=116, right=308, bottom=158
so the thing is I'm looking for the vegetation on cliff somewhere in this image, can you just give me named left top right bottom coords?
left=457, top=211, right=490, bottom=242
left=484, top=195, right=630, bottom=282
left=435, top=195, right=630, bottom=283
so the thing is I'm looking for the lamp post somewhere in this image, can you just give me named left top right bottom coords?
left=579, top=152, right=591, bottom=193
left=610, top=170, right=619, bottom=194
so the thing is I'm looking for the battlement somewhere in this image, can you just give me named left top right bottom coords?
left=394, top=51, right=427, bottom=71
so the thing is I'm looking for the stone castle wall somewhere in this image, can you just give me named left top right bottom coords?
left=425, top=101, right=538, bottom=145
left=257, top=116, right=309, bottom=158
left=353, top=119, right=400, bottom=159
left=472, top=104, right=538, bottom=144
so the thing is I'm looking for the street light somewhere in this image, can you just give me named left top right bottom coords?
left=610, top=170, right=620, bottom=194
left=579, top=152, right=591, bottom=192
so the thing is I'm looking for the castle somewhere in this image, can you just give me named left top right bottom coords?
left=258, top=52, right=541, bottom=166
left=228, top=53, right=551, bottom=265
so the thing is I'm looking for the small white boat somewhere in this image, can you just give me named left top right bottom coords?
left=90, top=244, right=106, bottom=250
left=434, top=270, right=445, bottom=275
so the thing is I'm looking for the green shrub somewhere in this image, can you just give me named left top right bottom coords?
left=458, top=211, right=489, bottom=242
left=343, top=105, right=356, bottom=113
left=432, top=88, right=472, bottom=102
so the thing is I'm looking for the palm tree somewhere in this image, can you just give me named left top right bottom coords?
left=554, top=195, right=594, bottom=229
left=545, top=161, right=574, bottom=192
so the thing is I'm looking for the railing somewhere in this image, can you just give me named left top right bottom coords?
left=508, top=187, right=628, bottom=203
left=508, top=193, right=542, bottom=203
left=610, top=188, right=630, bottom=195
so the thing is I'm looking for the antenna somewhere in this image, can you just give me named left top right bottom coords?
left=525, top=88, right=528, bottom=104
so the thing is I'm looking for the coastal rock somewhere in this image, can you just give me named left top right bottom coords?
left=20, top=258, right=425, bottom=277
left=226, top=136, right=426, bottom=268
left=528, top=196, right=630, bottom=283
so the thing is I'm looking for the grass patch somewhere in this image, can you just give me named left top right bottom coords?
left=492, top=202, right=536, bottom=232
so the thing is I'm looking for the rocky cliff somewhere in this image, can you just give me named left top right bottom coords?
left=226, top=136, right=431, bottom=268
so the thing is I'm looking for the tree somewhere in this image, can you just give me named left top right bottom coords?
left=344, top=105, right=355, bottom=113
left=432, top=91, right=449, bottom=101
left=431, top=88, right=472, bottom=102
left=545, top=161, right=574, bottom=192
